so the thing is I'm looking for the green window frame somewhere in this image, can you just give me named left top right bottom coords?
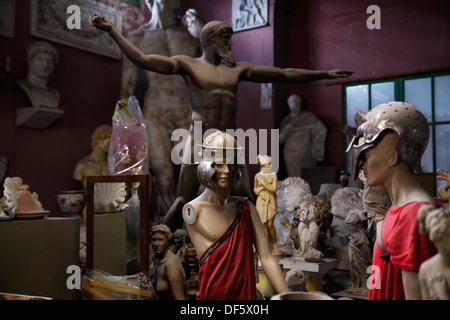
left=342, top=70, right=450, bottom=199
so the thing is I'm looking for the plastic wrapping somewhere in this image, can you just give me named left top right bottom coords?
left=108, top=96, right=150, bottom=175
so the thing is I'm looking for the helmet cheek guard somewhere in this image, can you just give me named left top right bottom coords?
left=346, top=129, right=382, bottom=181
left=346, top=102, right=429, bottom=181
left=197, top=159, right=215, bottom=191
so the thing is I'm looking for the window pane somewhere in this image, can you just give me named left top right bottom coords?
left=434, top=75, right=450, bottom=122
left=371, top=82, right=395, bottom=107
left=404, top=77, right=432, bottom=122
left=420, top=126, right=433, bottom=173
left=436, top=124, right=450, bottom=172
left=346, top=85, right=369, bottom=127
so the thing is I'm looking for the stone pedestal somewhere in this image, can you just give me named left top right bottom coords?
left=278, top=256, right=338, bottom=292
left=16, top=106, right=63, bottom=129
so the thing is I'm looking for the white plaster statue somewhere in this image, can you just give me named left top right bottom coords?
left=276, top=177, right=311, bottom=252
left=285, top=267, right=307, bottom=292
left=17, top=41, right=59, bottom=108
left=279, top=177, right=312, bottom=213
left=417, top=204, right=450, bottom=300
left=346, top=209, right=372, bottom=289
left=254, top=155, right=280, bottom=256
left=234, top=0, right=266, bottom=29
left=0, top=177, right=22, bottom=221
left=361, top=175, right=391, bottom=241
left=279, top=94, right=328, bottom=178
left=120, top=0, right=203, bottom=208
left=182, top=8, right=205, bottom=40
left=293, top=194, right=323, bottom=262
left=330, top=187, right=365, bottom=270
left=90, top=15, right=353, bottom=234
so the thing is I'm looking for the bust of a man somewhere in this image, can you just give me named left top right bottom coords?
left=17, top=41, right=60, bottom=109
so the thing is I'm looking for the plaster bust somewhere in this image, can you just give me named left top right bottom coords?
left=17, top=41, right=60, bottom=109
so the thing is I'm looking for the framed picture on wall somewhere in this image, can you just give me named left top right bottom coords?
left=0, top=0, right=15, bottom=38
left=30, top=0, right=123, bottom=59
left=232, top=0, right=269, bottom=32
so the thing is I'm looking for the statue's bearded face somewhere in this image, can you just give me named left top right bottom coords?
left=213, top=31, right=236, bottom=67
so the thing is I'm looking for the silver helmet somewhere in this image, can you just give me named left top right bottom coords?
left=197, top=131, right=243, bottom=191
left=346, top=101, right=429, bottom=180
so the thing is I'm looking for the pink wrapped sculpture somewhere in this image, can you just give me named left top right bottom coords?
left=108, top=96, right=150, bottom=175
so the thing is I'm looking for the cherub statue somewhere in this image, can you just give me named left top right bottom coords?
left=293, top=194, right=323, bottom=262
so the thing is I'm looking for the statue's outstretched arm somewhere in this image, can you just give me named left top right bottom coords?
left=90, top=14, right=180, bottom=75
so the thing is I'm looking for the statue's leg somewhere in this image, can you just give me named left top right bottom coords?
left=164, top=164, right=200, bottom=232
left=145, top=117, right=176, bottom=206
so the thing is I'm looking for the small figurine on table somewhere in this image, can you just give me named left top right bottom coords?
left=254, top=155, right=280, bottom=256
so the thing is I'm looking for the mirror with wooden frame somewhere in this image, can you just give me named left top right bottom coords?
left=85, top=175, right=150, bottom=278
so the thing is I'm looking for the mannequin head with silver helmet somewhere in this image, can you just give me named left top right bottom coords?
left=197, top=130, right=244, bottom=193
left=181, top=130, right=290, bottom=299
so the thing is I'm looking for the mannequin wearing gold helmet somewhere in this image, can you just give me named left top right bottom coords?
left=182, top=131, right=289, bottom=300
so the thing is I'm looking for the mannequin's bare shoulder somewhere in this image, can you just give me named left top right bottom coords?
left=182, top=195, right=209, bottom=225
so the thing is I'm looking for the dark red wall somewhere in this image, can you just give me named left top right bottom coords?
left=286, top=0, right=450, bottom=170
left=1, top=0, right=449, bottom=216
left=0, top=1, right=124, bottom=216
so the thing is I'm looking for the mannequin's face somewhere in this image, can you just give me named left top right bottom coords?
left=360, top=133, right=396, bottom=187
left=212, top=160, right=236, bottom=190
left=29, top=52, right=55, bottom=79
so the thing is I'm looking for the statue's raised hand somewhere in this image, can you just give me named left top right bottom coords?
left=89, top=14, right=112, bottom=32
left=328, top=70, right=354, bottom=79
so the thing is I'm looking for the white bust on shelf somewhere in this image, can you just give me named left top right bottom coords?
left=17, top=41, right=60, bottom=109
